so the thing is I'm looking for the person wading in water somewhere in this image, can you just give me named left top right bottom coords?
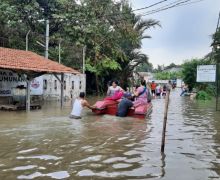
left=70, top=92, right=94, bottom=119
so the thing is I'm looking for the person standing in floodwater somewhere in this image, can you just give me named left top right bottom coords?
left=166, top=80, right=172, bottom=92
left=155, top=84, right=162, bottom=98
left=151, top=81, right=157, bottom=97
left=70, top=92, right=94, bottom=119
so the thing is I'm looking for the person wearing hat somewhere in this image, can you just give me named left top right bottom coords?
left=116, top=93, right=134, bottom=117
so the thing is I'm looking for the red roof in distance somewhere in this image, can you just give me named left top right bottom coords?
left=0, top=47, right=80, bottom=74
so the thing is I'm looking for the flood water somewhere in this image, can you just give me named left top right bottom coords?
left=0, top=89, right=220, bottom=179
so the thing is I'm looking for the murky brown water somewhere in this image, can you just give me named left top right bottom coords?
left=0, top=89, right=220, bottom=179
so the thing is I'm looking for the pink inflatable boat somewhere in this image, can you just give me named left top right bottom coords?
left=92, top=99, right=152, bottom=119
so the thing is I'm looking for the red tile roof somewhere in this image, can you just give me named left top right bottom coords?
left=0, top=47, right=80, bottom=74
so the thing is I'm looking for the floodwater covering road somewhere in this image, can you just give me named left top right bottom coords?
left=0, top=89, right=220, bottom=179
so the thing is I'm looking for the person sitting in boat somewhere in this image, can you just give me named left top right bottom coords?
left=105, top=80, right=124, bottom=100
left=116, top=93, right=134, bottom=117
left=133, top=80, right=149, bottom=107
left=107, top=80, right=123, bottom=97
left=70, top=92, right=95, bottom=119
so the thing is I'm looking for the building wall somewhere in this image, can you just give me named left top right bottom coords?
left=42, top=74, right=86, bottom=100
left=0, top=69, right=86, bottom=103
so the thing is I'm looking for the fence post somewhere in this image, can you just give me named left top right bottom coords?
left=161, top=90, right=170, bottom=153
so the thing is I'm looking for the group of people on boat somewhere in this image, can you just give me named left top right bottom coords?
left=107, top=80, right=152, bottom=117
left=69, top=80, right=172, bottom=119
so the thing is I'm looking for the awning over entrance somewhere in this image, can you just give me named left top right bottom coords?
left=0, top=47, right=80, bottom=111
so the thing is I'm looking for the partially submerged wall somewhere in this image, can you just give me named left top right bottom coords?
left=0, top=69, right=86, bottom=103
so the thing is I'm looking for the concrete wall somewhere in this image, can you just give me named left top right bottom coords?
left=0, top=69, right=86, bottom=103
left=42, top=74, right=86, bottom=100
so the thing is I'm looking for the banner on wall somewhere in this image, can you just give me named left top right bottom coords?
left=30, top=76, right=43, bottom=95
left=0, top=70, right=26, bottom=96
left=0, top=70, right=43, bottom=96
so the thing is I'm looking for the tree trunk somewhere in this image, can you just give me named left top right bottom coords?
left=95, top=74, right=99, bottom=95
left=94, top=48, right=99, bottom=95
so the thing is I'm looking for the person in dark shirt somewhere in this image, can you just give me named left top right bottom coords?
left=116, top=94, right=133, bottom=117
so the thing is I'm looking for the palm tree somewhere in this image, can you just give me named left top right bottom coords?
left=115, top=4, right=160, bottom=87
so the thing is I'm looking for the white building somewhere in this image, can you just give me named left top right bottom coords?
left=0, top=69, right=86, bottom=103
left=42, top=74, right=86, bottom=100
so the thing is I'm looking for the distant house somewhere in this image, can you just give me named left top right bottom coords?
left=133, top=72, right=154, bottom=82
left=163, top=66, right=182, bottom=73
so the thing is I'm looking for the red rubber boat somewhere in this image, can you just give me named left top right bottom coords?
left=92, top=99, right=152, bottom=119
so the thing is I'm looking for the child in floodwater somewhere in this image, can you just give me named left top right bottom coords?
left=69, top=92, right=95, bottom=119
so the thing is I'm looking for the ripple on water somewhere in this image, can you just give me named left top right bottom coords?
left=81, top=145, right=93, bottom=150
left=17, top=155, right=62, bottom=161
left=124, top=150, right=140, bottom=156
left=103, top=157, right=127, bottom=164
left=18, top=148, right=38, bottom=154
left=17, top=171, right=70, bottom=179
left=124, top=157, right=142, bottom=163
left=71, top=155, right=102, bottom=164
left=90, top=163, right=103, bottom=168
left=76, top=167, right=159, bottom=178
left=124, top=143, right=136, bottom=147
left=12, top=165, right=37, bottom=171
left=112, top=163, right=132, bottom=169
left=117, top=137, right=129, bottom=141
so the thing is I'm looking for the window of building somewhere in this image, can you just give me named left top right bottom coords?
left=54, top=80, right=57, bottom=90
left=79, top=81, right=82, bottom=89
left=43, top=79, right=47, bottom=90
left=72, top=81, right=74, bottom=89
left=64, top=81, right=66, bottom=90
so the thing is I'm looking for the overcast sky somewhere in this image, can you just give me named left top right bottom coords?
left=129, top=0, right=220, bottom=67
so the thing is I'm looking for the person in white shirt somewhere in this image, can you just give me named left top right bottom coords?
left=155, top=84, right=162, bottom=98
left=70, top=92, right=94, bottom=119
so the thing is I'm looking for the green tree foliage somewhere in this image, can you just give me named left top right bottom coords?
left=182, top=59, right=202, bottom=91
left=212, top=27, right=220, bottom=62
left=0, top=0, right=159, bottom=94
left=196, top=90, right=212, bottom=100
left=136, top=62, right=153, bottom=72
left=181, top=58, right=214, bottom=92
left=154, top=71, right=182, bottom=80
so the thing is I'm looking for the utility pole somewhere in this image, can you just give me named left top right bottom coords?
left=58, top=39, right=61, bottom=64
left=26, top=30, right=31, bottom=51
left=215, top=11, right=220, bottom=111
left=45, top=19, right=49, bottom=59
left=83, top=46, right=86, bottom=74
